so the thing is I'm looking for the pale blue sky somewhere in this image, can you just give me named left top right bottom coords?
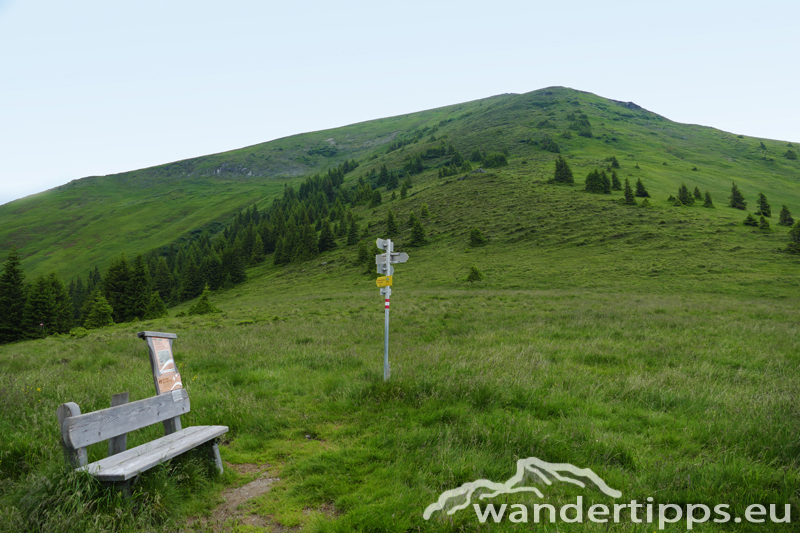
left=1, top=0, right=798, bottom=206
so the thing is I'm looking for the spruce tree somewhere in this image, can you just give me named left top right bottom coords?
left=611, top=170, right=622, bottom=190
left=84, top=292, right=114, bottom=329
left=273, top=236, right=286, bottom=266
left=623, top=178, right=637, bottom=205
left=759, top=216, right=770, bottom=230
left=420, top=204, right=430, bottom=218
left=693, top=186, right=702, bottom=200
left=144, top=291, right=168, bottom=319
left=469, top=228, right=488, bottom=246
left=0, top=245, right=27, bottom=343
left=755, top=192, right=771, bottom=217
left=152, top=257, right=173, bottom=302
left=180, top=256, right=204, bottom=302
left=103, top=254, right=131, bottom=324
left=386, top=170, right=399, bottom=190
left=223, top=241, right=247, bottom=283
left=729, top=182, right=747, bottom=210
left=550, top=156, right=574, bottom=185
left=251, top=233, right=265, bottom=264
left=703, top=191, right=714, bottom=208
left=202, top=252, right=224, bottom=291
left=679, top=183, right=695, bottom=205
left=778, top=205, right=794, bottom=226
left=23, top=275, right=54, bottom=338
left=409, top=219, right=427, bottom=247
left=128, top=254, right=150, bottom=321
left=466, top=266, right=484, bottom=282
left=601, top=170, right=611, bottom=194
left=356, top=241, right=370, bottom=269
left=635, top=178, right=650, bottom=198
left=48, top=273, right=73, bottom=334
left=187, top=286, right=222, bottom=316
left=584, top=169, right=601, bottom=193
left=370, top=190, right=382, bottom=207
left=386, top=210, right=399, bottom=236
left=787, top=220, right=800, bottom=254
left=317, top=220, right=337, bottom=253
left=609, top=155, right=620, bottom=169
left=400, top=181, right=409, bottom=199
left=347, top=219, right=359, bottom=245
left=743, top=213, right=758, bottom=226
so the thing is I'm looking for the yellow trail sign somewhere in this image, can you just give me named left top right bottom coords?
left=376, top=276, right=393, bottom=287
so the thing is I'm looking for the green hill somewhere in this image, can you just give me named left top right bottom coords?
left=1, top=87, right=799, bottom=532
left=2, top=86, right=799, bottom=280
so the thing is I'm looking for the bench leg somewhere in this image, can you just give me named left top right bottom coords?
left=210, top=442, right=223, bottom=474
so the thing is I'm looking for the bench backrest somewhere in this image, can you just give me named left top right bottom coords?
left=59, top=389, right=190, bottom=453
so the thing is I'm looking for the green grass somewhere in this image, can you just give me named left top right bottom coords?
left=3, top=157, right=800, bottom=530
left=1, top=86, right=800, bottom=531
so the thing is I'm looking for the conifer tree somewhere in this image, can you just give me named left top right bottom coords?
left=609, top=155, right=620, bottom=169
left=400, top=181, right=408, bottom=199
left=635, top=178, right=650, bottom=198
left=778, top=205, right=794, bottom=226
left=188, top=286, right=222, bottom=316
left=347, top=219, right=359, bottom=245
left=420, top=204, right=430, bottom=218
left=743, top=213, right=758, bottom=226
left=469, top=228, right=488, bottom=246
left=386, top=210, right=399, bottom=236
left=48, top=273, right=73, bottom=334
left=550, top=156, right=574, bottom=184
left=678, top=183, right=694, bottom=206
left=152, top=257, right=173, bottom=301
left=128, top=254, right=150, bottom=321
left=180, top=256, right=204, bottom=302
left=251, top=233, right=265, bottom=264
left=273, top=236, right=286, bottom=266
left=356, top=241, right=370, bottom=269
left=611, top=170, right=622, bottom=190
left=317, top=220, right=337, bottom=253
left=703, top=191, right=714, bottom=208
left=0, top=245, right=27, bottom=343
left=623, top=178, right=637, bottom=205
left=755, top=192, right=771, bottom=217
left=370, top=190, right=382, bottom=207
left=24, top=275, right=54, bottom=338
left=223, top=241, right=247, bottom=283
left=409, top=219, right=427, bottom=247
left=693, top=187, right=702, bottom=200
left=202, top=252, right=224, bottom=291
left=144, top=291, right=168, bottom=319
left=387, top=171, right=399, bottom=191
left=787, top=220, right=800, bottom=254
left=84, top=292, right=114, bottom=329
left=759, top=216, right=770, bottom=230
left=601, top=171, right=611, bottom=193
left=103, top=254, right=131, bottom=324
left=729, top=182, right=747, bottom=210
left=466, top=266, right=484, bottom=282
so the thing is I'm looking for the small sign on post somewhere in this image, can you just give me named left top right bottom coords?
left=375, top=238, right=409, bottom=381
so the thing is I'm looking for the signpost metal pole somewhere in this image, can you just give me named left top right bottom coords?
left=375, top=238, right=408, bottom=382
left=383, top=239, right=392, bottom=381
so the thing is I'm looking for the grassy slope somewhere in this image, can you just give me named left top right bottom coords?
left=1, top=87, right=799, bottom=281
left=1, top=88, right=800, bottom=532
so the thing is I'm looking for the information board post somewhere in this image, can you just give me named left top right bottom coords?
left=137, top=331, right=183, bottom=435
left=375, top=239, right=409, bottom=382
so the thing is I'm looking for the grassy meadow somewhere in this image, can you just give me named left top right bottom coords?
left=2, top=151, right=800, bottom=532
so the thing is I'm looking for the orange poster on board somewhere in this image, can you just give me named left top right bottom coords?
left=157, top=372, right=183, bottom=393
left=151, top=337, right=182, bottom=393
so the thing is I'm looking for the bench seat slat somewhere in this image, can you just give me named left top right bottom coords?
left=77, top=425, right=228, bottom=482
left=66, top=390, right=190, bottom=449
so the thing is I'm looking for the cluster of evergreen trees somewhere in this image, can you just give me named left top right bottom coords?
left=0, top=246, right=79, bottom=342
left=668, top=183, right=713, bottom=207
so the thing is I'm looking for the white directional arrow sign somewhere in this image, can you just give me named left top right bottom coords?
left=375, top=252, right=409, bottom=265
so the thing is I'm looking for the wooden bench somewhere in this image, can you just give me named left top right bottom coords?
left=57, top=389, right=228, bottom=487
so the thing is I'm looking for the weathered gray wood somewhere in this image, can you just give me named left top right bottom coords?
left=57, top=402, right=87, bottom=468
left=65, top=389, right=190, bottom=449
left=108, top=392, right=129, bottom=456
left=78, top=425, right=229, bottom=482
left=163, top=415, right=182, bottom=436
left=210, top=442, right=223, bottom=474
left=136, top=331, right=177, bottom=339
